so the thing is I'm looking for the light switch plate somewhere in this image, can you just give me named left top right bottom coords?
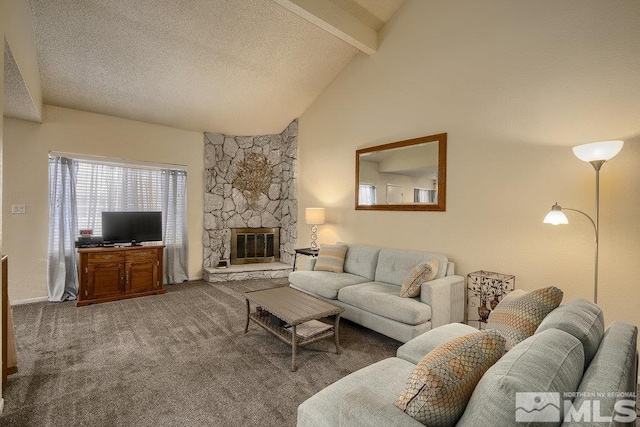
left=11, top=204, right=26, bottom=214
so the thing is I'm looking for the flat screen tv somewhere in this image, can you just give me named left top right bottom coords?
left=102, top=211, right=163, bottom=245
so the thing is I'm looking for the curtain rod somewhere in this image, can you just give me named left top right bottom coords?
left=49, top=151, right=187, bottom=171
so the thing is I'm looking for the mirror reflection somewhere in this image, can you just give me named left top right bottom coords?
left=355, top=133, right=447, bottom=211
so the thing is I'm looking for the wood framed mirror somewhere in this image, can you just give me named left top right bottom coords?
left=355, top=133, right=447, bottom=211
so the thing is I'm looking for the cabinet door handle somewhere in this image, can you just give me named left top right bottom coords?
left=101, top=255, right=113, bottom=259
left=126, top=271, right=130, bottom=285
left=137, top=252, right=147, bottom=257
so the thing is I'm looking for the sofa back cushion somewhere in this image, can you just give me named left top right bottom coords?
left=457, top=329, right=584, bottom=427
left=568, top=322, right=638, bottom=425
left=486, top=286, right=563, bottom=350
left=338, top=242, right=381, bottom=281
left=395, top=330, right=506, bottom=426
left=536, top=298, right=604, bottom=369
left=375, top=249, right=449, bottom=286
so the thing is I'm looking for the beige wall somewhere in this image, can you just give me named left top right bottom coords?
left=4, top=105, right=204, bottom=302
left=298, top=0, right=640, bottom=331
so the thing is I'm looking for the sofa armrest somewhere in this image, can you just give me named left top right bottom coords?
left=339, top=386, right=423, bottom=427
left=420, top=275, right=465, bottom=328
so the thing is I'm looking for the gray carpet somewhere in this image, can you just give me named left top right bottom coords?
left=0, top=279, right=399, bottom=426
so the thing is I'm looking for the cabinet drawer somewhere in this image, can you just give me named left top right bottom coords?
left=88, top=252, right=124, bottom=263
left=126, top=250, right=157, bottom=262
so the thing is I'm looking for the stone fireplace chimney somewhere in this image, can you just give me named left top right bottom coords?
left=202, top=119, right=298, bottom=281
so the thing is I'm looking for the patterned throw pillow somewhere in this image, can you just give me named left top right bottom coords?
left=313, top=244, right=348, bottom=273
left=399, top=259, right=440, bottom=298
left=486, top=286, right=563, bottom=350
left=395, top=330, right=506, bottom=426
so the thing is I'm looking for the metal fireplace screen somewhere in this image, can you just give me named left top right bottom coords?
left=231, top=228, right=280, bottom=264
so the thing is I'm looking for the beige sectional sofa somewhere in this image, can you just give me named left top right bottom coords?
left=297, top=297, right=638, bottom=426
left=288, top=243, right=465, bottom=343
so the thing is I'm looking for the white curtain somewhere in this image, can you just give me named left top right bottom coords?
left=358, top=184, right=377, bottom=205
left=414, top=188, right=436, bottom=203
left=47, top=157, right=79, bottom=301
left=162, top=170, right=188, bottom=284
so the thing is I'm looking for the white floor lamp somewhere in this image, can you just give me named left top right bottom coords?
left=543, top=140, right=624, bottom=304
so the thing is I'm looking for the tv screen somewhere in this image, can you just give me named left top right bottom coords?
left=102, top=211, right=163, bottom=244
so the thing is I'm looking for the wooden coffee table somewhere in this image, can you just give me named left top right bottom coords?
left=243, top=286, right=344, bottom=371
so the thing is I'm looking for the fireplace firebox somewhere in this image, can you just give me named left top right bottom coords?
left=231, top=228, right=280, bottom=265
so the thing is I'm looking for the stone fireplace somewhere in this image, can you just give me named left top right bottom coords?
left=202, top=120, right=297, bottom=282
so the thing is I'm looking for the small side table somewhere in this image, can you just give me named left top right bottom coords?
left=467, top=270, right=515, bottom=329
left=293, top=248, right=319, bottom=271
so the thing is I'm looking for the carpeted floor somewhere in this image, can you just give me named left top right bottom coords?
left=0, top=279, right=399, bottom=426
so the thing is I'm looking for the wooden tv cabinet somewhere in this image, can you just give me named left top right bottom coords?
left=77, top=245, right=165, bottom=306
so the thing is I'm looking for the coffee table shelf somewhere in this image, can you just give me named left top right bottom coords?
left=243, top=286, right=344, bottom=371
left=248, top=312, right=336, bottom=347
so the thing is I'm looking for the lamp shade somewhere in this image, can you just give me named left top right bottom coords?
left=305, top=208, right=325, bottom=225
left=572, top=140, right=624, bottom=162
left=543, top=203, right=569, bottom=225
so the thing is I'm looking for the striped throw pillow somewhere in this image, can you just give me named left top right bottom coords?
left=395, top=330, right=506, bottom=426
left=399, top=259, right=440, bottom=298
left=486, top=286, right=563, bottom=350
left=313, top=244, right=348, bottom=273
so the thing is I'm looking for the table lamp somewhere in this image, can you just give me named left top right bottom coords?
left=304, top=208, right=325, bottom=249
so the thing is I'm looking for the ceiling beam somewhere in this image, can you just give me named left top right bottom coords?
left=271, top=0, right=377, bottom=55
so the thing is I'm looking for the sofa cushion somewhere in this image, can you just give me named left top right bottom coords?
left=457, top=329, right=584, bottom=427
left=397, top=323, right=478, bottom=365
left=568, top=322, right=638, bottom=425
left=340, top=386, right=424, bottom=427
left=399, top=259, right=440, bottom=298
left=375, top=249, right=449, bottom=286
left=313, top=244, right=348, bottom=273
left=297, top=357, right=416, bottom=427
left=486, top=286, right=563, bottom=350
left=339, top=242, right=380, bottom=281
left=395, top=330, right=506, bottom=426
left=338, top=282, right=431, bottom=325
left=288, top=271, right=369, bottom=300
left=536, top=298, right=604, bottom=369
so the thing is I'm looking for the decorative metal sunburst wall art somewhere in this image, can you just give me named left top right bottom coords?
left=233, top=153, right=274, bottom=208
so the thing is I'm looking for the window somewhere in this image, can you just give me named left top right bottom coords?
left=48, top=155, right=189, bottom=301
left=414, top=188, right=436, bottom=203
left=358, top=184, right=377, bottom=205
left=76, top=163, right=161, bottom=236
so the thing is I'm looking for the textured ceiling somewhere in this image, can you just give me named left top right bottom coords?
left=27, top=0, right=404, bottom=135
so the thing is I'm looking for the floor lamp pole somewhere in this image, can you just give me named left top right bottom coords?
left=591, top=161, right=603, bottom=304
left=593, top=168, right=600, bottom=304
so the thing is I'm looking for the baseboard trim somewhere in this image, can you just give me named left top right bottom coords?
left=11, top=296, right=48, bottom=306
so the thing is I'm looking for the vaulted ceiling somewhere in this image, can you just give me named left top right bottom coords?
left=7, top=0, right=404, bottom=135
